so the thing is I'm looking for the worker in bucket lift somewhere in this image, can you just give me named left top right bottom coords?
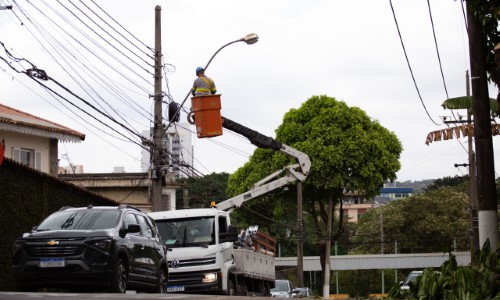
left=192, top=67, right=217, bottom=96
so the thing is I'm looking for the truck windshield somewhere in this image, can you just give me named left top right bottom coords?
left=155, top=217, right=215, bottom=248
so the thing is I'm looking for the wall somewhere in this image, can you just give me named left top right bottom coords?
left=0, top=158, right=118, bottom=291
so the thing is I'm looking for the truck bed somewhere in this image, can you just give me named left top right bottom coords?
left=231, top=248, right=276, bottom=280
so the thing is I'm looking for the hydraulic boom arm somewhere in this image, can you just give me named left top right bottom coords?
left=216, top=117, right=311, bottom=211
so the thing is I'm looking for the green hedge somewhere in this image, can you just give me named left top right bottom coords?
left=0, top=158, right=118, bottom=291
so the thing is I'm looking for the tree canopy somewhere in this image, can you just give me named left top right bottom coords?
left=226, top=95, right=403, bottom=256
left=176, top=172, right=229, bottom=208
left=353, top=187, right=470, bottom=254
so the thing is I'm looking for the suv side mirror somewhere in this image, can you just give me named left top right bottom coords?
left=219, top=225, right=238, bottom=243
left=123, top=224, right=141, bottom=234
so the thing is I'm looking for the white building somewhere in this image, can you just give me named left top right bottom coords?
left=141, top=123, right=193, bottom=179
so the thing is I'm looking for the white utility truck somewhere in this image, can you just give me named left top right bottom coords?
left=149, top=116, right=311, bottom=296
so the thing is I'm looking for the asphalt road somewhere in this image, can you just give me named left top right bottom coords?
left=0, top=292, right=272, bottom=300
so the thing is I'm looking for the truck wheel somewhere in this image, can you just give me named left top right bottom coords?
left=109, top=258, right=128, bottom=293
left=228, top=280, right=236, bottom=296
left=261, top=283, right=269, bottom=296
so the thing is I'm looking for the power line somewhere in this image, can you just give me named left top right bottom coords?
left=16, top=0, right=153, bottom=92
left=426, top=1, right=470, bottom=157
left=426, top=0, right=449, bottom=99
left=59, top=0, right=154, bottom=70
left=7, top=1, right=155, bottom=137
left=0, top=47, right=148, bottom=148
left=388, top=0, right=441, bottom=126
left=89, top=0, right=154, bottom=52
left=11, top=0, right=153, bottom=124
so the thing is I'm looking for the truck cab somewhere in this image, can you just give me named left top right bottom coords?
left=149, top=208, right=237, bottom=294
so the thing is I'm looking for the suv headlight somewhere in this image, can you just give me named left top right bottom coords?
left=87, top=238, right=112, bottom=252
left=12, top=240, right=25, bottom=255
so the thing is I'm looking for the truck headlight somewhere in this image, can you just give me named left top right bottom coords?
left=202, top=272, right=217, bottom=283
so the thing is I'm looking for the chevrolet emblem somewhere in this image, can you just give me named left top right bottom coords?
left=47, top=240, right=59, bottom=246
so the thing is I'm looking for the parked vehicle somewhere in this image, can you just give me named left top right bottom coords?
left=400, top=270, right=423, bottom=291
left=291, top=287, right=314, bottom=298
left=270, top=279, right=294, bottom=298
left=12, top=205, right=169, bottom=293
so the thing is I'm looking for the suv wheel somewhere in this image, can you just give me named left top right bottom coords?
left=154, top=267, right=168, bottom=293
left=109, top=258, right=128, bottom=293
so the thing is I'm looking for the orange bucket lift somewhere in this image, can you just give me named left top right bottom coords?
left=191, top=94, right=223, bottom=138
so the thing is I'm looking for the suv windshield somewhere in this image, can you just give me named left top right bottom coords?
left=155, top=217, right=215, bottom=247
left=36, top=209, right=120, bottom=230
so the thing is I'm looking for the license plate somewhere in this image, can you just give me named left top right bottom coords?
left=167, top=285, right=185, bottom=292
left=40, top=258, right=65, bottom=268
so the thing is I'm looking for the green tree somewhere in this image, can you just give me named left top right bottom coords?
left=353, top=187, right=470, bottom=254
left=226, top=95, right=402, bottom=270
left=424, top=174, right=469, bottom=195
left=176, top=172, right=229, bottom=208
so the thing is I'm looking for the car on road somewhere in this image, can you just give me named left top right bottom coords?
left=400, top=270, right=423, bottom=291
left=12, top=205, right=168, bottom=293
left=291, top=287, right=313, bottom=298
left=271, top=279, right=294, bottom=298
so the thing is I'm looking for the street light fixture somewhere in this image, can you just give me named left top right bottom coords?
left=242, top=33, right=259, bottom=45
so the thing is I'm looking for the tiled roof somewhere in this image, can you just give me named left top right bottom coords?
left=0, top=103, right=85, bottom=141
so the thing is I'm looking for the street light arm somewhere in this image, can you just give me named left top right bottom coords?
left=204, top=39, right=242, bottom=71
left=204, top=33, right=259, bottom=71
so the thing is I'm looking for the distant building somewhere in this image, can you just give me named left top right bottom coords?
left=338, top=184, right=414, bottom=223
left=58, top=164, right=85, bottom=174
left=0, top=103, right=85, bottom=176
left=60, top=172, right=181, bottom=212
left=374, top=186, right=413, bottom=204
left=340, top=192, right=372, bottom=223
left=141, top=123, right=193, bottom=179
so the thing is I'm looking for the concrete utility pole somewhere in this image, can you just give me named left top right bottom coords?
left=296, top=182, right=304, bottom=288
left=466, top=2, right=498, bottom=248
left=152, top=6, right=164, bottom=211
left=466, top=71, right=480, bottom=253
left=322, top=195, right=333, bottom=299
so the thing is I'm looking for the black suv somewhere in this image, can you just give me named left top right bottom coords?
left=12, top=205, right=168, bottom=293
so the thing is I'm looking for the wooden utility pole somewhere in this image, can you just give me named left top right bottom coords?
left=296, top=182, right=304, bottom=288
left=466, top=2, right=498, bottom=248
left=152, top=6, right=164, bottom=211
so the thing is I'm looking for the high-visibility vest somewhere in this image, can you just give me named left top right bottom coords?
left=192, top=76, right=216, bottom=95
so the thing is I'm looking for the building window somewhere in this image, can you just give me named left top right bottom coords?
left=12, top=147, right=41, bottom=171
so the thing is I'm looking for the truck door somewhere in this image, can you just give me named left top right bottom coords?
left=217, top=214, right=229, bottom=242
